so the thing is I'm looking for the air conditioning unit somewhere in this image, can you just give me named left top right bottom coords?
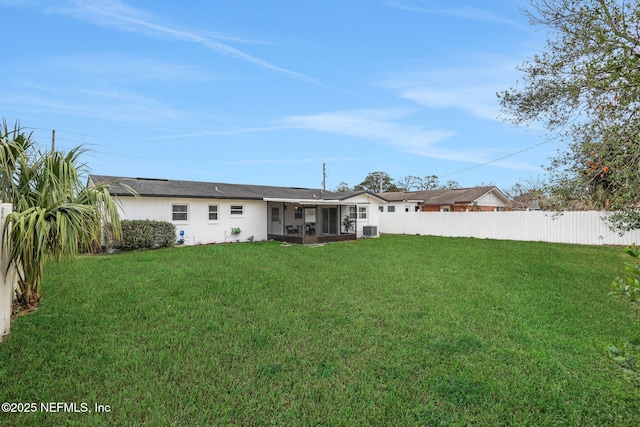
left=362, top=225, right=377, bottom=237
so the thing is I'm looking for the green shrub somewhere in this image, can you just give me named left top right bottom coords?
left=111, top=220, right=176, bottom=251
left=609, top=244, right=640, bottom=383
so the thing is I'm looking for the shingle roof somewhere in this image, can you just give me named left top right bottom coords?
left=378, top=186, right=509, bottom=206
left=421, top=186, right=497, bottom=206
left=88, top=175, right=386, bottom=202
left=377, top=190, right=441, bottom=202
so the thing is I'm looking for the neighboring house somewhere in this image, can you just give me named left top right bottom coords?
left=377, top=186, right=512, bottom=213
left=89, top=175, right=387, bottom=246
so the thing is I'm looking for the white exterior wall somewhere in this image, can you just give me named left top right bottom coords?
left=475, top=191, right=509, bottom=208
left=379, top=210, right=640, bottom=246
left=117, top=197, right=267, bottom=245
left=349, top=194, right=382, bottom=237
left=1, top=203, right=16, bottom=340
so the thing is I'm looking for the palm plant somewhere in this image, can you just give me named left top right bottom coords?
left=1, top=120, right=122, bottom=308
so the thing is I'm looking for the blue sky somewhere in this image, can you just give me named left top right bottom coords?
left=0, top=0, right=556, bottom=191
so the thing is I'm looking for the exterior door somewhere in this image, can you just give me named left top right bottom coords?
left=304, top=207, right=317, bottom=244
left=322, top=207, right=338, bottom=234
left=270, top=206, right=282, bottom=235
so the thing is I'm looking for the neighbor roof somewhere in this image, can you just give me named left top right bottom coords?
left=376, top=190, right=441, bottom=203
left=378, top=186, right=510, bottom=206
left=88, top=175, right=388, bottom=202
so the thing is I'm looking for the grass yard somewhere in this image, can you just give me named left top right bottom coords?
left=1, top=235, right=639, bottom=426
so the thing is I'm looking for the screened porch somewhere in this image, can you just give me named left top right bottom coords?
left=266, top=201, right=358, bottom=245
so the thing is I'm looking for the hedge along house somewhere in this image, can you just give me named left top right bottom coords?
left=88, top=175, right=387, bottom=246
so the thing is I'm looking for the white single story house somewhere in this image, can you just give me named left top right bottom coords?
left=89, top=175, right=387, bottom=246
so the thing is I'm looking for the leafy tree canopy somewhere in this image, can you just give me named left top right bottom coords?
left=355, top=171, right=400, bottom=192
left=499, top=0, right=640, bottom=230
left=334, top=181, right=353, bottom=192
left=344, top=172, right=461, bottom=193
left=396, top=175, right=442, bottom=191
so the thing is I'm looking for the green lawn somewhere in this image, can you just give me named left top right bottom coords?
left=1, top=235, right=639, bottom=426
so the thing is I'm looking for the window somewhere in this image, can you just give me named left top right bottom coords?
left=387, top=206, right=395, bottom=213
left=358, top=206, right=367, bottom=219
left=172, top=204, right=188, bottom=221
left=440, top=207, right=450, bottom=212
left=230, top=205, right=244, bottom=215
left=349, top=206, right=357, bottom=219
left=208, top=205, right=218, bottom=221
left=271, top=207, right=280, bottom=221
left=379, top=206, right=384, bottom=212
left=294, top=206, right=303, bottom=219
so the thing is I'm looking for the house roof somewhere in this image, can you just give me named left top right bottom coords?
left=378, top=186, right=511, bottom=206
left=88, top=175, right=388, bottom=203
left=376, top=190, right=441, bottom=203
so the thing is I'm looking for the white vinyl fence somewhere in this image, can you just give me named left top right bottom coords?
left=1, top=203, right=16, bottom=340
left=379, top=210, right=640, bottom=246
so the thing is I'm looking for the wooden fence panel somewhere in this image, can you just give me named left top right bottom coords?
left=379, top=211, right=640, bottom=246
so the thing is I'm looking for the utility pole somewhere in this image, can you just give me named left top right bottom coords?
left=322, top=163, right=326, bottom=191
left=51, top=129, right=55, bottom=153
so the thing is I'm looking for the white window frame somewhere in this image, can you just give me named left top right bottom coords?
left=172, top=204, right=188, bottom=221
left=271, top=206, right=280, bottom=222
left=230, top=205, right=244, bottom=216
left=387, top=205, right=395, bottom=213
left=358, top=206, right=367, bottom=219
left=349, top=206, right=357, bottom=220
left=208, top=205, right=219, bottom=221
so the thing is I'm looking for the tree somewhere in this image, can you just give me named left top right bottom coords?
left=506, top=177, right=550, bottom=210
left=355, top=171, right=400, bottom=192
left=440, top=180, right=461, bottom=190
left=334, top=181, right=353, bottom=192
left=396, top=175, right=422, bottom=191
left=1, top=121, right=122, bottom=308
left=420, top=175, right=440, bottom=190
left=499, top=0, right=640, bottom=230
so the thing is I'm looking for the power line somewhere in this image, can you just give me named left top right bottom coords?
left=438, top=135, right=560, bottom=179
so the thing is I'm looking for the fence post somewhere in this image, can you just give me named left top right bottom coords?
left=1, top=203, right=14, bottom=341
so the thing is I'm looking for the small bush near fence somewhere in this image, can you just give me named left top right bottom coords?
left=110, top=220, right=176, bottom=251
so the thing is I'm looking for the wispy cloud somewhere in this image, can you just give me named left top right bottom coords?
left=0, top=81, right=185, bottom=125
left=46, top=0, right=320, bottom=84
left=141, top=126, right=295, bottom=141
left=278, top=108, right=538, bottom=170
left=47, top=54, right=216, bottom=83
left=0, top=51, right=201, bottom=126
left=280, top=108, right=454, bottom=151
left=385, top=0, right=521, bottom=26
left=379, top=59, right=521, bottom=121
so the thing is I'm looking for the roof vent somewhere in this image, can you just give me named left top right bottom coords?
left=135, top=177, right=169, bottom=182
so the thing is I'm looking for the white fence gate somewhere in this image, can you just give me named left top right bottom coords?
left=1, top=203, right=15, bottom=340
left=379, top=210, right=640, bottom=246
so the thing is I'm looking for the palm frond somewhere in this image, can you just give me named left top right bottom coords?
left=1, top=121, right=123, bottom=305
